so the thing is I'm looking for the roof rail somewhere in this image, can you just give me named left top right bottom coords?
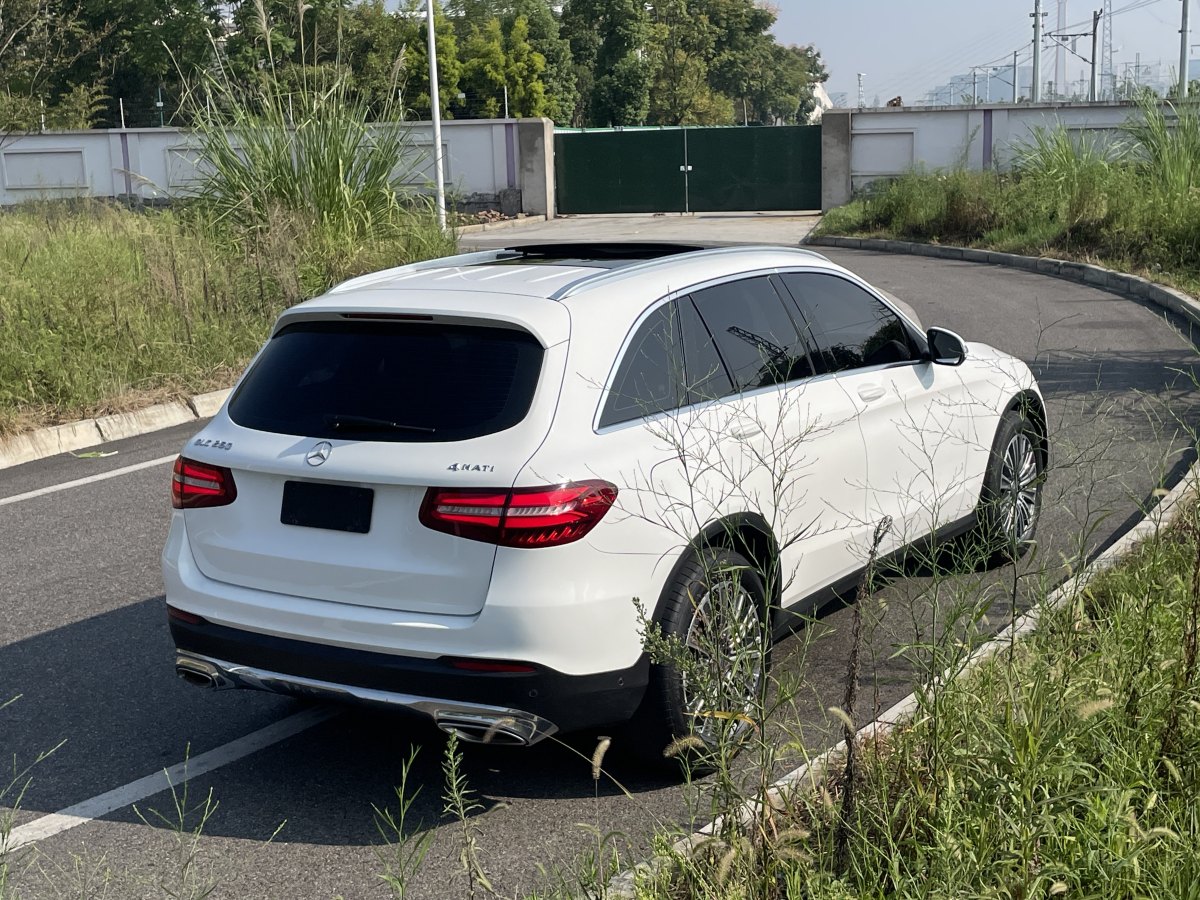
left=549, top=245, right=830, bottom=300
left=327, top=248, right=523, bottom=294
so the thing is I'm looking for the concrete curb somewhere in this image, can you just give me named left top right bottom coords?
left=0, top=389, right=231, bottom=471
left=456, top=214, right=549, bottom=235
left=609, top=239, right=1200, bottom=897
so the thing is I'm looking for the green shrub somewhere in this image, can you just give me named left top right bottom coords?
left=819, top=113, right=1200, bottom=289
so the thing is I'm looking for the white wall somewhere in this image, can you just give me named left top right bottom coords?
left=823, top=101, right=1145, bottom=208
left=0, top=118, right=554, bottom=214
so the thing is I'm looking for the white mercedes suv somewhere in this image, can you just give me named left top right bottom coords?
left=162, top=243, right=1046, bottom=756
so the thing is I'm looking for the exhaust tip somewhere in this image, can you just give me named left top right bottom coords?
left=177, top=667, right=215, bottom=688
left=175, top=656, right=223, bottom=689
left=435, top=713, right=542, bottom=747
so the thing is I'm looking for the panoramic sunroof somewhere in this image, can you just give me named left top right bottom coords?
left=498, top=242, right=710, bottom=263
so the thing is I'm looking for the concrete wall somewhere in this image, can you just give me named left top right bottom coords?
left=0, top=118, right=555, bottom=216
left=822, top=101, right=1142, bottom=210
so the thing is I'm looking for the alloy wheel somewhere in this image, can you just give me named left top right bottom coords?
left=999, top=432, right=1039, bottom=544
left=680, top=572, right=766, bottom=746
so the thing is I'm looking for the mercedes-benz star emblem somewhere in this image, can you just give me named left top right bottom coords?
left=306, top=441, right=333, bottom=467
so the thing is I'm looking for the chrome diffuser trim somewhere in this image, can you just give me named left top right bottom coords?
left=174, top=651, right=558, bottom=746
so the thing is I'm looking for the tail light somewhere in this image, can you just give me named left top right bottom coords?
left=420, top=480, right=617, bottom=548
left=172, top=456, right=237, bottom=509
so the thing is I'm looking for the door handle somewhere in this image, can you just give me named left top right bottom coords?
left=857, top=383, right=886, bottom=403
left=731, top=425, right=763, bottom=439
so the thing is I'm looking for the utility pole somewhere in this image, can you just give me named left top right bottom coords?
left=1032, top=0, right=1046, bottom=102
left=1091, top=7, right=1101, bottom=100
left=1104, top=0, right=1115, bottom=98
left=1013, top=50, right=1020, bottom=101
left=1181, top=0, right=1193, bottom=99
left=1057, top=0, right=1068, bottom=96
left=426, top=0, right=446, bottom=231
left=857, top=73, right=866, bottom=108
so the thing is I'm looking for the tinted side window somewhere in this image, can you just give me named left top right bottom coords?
left=678, top=296, right=733, bottom=403
left=780, top=273, right=915, bottom=373
left=599, top=302, right=684, bottom=427
left=690, top=276, right=814, bottom=392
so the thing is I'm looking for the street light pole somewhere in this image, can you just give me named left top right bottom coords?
left=426, top=0, right=447, bottom=231
left=1091, top=8, right=1102, bottom=101
left=1181, top=0, right=1193, bottom=99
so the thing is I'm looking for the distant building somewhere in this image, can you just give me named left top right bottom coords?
left=807, top=83, right=835, bottom=123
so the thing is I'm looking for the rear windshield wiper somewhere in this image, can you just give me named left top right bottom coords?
left=326, top=414, right=437, bottom=434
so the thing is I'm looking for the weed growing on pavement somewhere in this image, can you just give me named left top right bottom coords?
left=374, top=746, right=435, bottom=900
left=442, top=733, right=494, bottom=898
left=0, top=696, right=63, bottom=900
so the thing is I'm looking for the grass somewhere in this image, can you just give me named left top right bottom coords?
left=816, top=99, right=1200, bottom=298
left=624, top=492, right=1200, bottom=898
left=0, top=0, right=459, bottom=439
left=0, top=200, right=455, bottom=437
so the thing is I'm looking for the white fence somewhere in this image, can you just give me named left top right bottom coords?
left=822, top=101, right=1143, bottom=210
left=0, top=118, right=555, bottom=215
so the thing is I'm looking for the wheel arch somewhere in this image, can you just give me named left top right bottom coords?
left=1009, top=389, right=1049, bottom=471
left=651, top=513, right=782, bottom=622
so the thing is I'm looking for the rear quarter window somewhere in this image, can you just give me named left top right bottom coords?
left=227, top=320, right=544, bottom=442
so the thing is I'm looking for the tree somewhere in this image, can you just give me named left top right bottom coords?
left=0, top=0, right=108, bottom=131
left=384, top=0, right=462, bottom=119
left=645, top=0, right=732, bottom=125
left=61, top=0, right=222, bottom=127
left=457, top=18, right=506, bottom=117
left=502, top=0, right=575, bottom=124
left=504, top=15, right=547, bottom=117
left=561, top=0, right=651, bottom=126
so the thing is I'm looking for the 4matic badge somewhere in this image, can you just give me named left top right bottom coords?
left=446, top=463, right=495, bottom=473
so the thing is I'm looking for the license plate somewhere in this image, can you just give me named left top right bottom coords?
left=281, top=480, right=374, bottom=534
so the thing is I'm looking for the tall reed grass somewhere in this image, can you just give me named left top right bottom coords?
left=0, top=1, right=457, bottom=437
left=818, top=99, right=1200, bottom=288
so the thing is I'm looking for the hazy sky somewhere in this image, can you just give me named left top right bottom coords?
left=771, top=0, right=1192, bottom=102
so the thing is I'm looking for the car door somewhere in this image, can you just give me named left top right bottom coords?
left=688, top=275, right=871, bottom=608
left=777, top=271, right=982, bottom=556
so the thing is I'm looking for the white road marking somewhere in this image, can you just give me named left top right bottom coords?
left=2, top=706, right=338, bottom=853
left=0, top=455, right=177, bottom=507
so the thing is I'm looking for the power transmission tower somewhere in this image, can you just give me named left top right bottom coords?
left=1103, top=0, right=1115, bottom=98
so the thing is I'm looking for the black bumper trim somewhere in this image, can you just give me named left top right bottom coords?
left=168, top=614, right=649, bottom=734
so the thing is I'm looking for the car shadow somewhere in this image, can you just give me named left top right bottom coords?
left=0, top=597, right=682, bottom=847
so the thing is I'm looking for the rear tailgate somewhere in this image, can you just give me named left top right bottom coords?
left=181, top=310, right=568, bottom=617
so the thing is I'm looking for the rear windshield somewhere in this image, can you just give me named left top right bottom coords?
left=227, top=319, right=544, bottom=442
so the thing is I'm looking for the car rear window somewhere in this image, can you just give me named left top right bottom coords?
left=227, top=319, right=544, bottom=442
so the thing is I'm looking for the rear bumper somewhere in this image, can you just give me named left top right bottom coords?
left=169, top=614, right=649, bottom=736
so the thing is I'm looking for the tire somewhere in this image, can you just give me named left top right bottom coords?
left=971, top=406, right=1045, bottom=566
left=622, top=548, right=772, bottom=771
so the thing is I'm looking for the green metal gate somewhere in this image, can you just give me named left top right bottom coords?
left=553, top=125, right=821, bottom=215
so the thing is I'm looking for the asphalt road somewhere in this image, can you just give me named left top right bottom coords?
left=2, top=245, right=1199, bottom=899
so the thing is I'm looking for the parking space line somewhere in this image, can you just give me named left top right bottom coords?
left=2, top=706, right=338, bottom=853
left=0, top=455, right=177, bottom=508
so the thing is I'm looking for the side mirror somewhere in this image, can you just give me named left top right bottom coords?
left=926, top=327, right=967, bottom=366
